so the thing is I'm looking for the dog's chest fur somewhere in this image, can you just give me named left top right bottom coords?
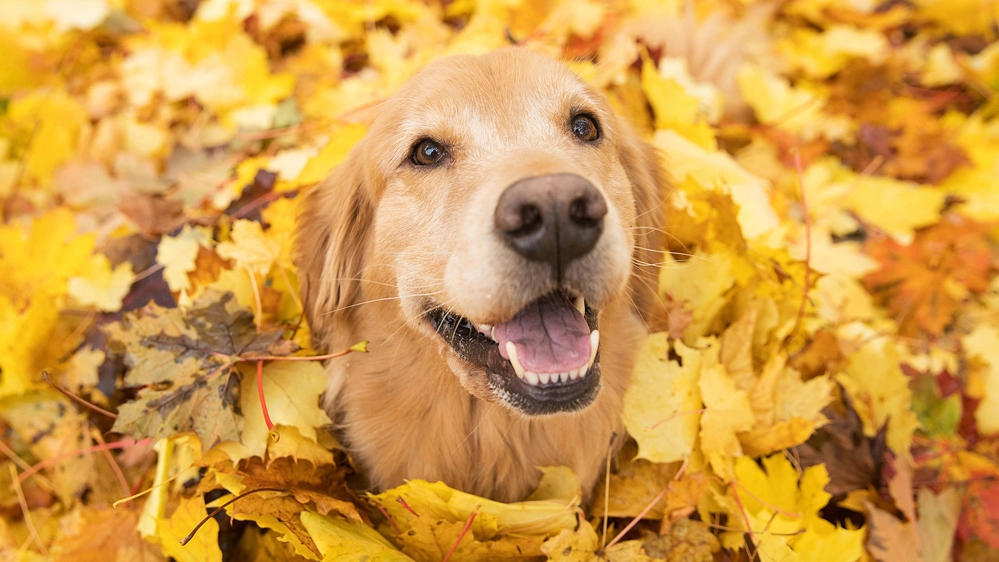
left=324, top=297, right=644, bottom=503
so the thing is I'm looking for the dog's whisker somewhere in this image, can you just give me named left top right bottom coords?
left=327, top=290, right=446, bottom=315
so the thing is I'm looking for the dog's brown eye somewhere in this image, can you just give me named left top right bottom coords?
left=411, top=139, right=446, bottom=166
left=571, top=115, right=599, bottom=142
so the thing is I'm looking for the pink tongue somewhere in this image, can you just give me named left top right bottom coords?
left=495, top=294, right=591, bottom=374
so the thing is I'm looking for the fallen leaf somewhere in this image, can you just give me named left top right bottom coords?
left=864, top=499, right=923, bottom=562
left=107, top=291, right=284, bottom=448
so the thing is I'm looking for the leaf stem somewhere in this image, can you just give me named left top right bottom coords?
left=17, top=438, right=153, bottom=484
left=41, top=371, right=118, bottom=419
left=604, top=456, right=688, bottom=551
left=256, top=360, right=275, bottom=431
left=180, top=488, right=286, bottom=546
left=441, top=509, right=477, bottom=562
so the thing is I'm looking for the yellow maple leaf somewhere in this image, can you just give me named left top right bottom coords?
left=0, top=208, right=94, bottom=301
left=844, top=176, right=946, bottom=244
left=68, top=254, right=135, bottom=312
left=217, top=219, right=283, bottom=275
left=623, top=334, right=703, bottom=464
left=708, top=455, right=863, bottom=561
left=779, top=25, right=888, bottom=78
left=297, top=124, right=368, bottom=185
left=659, top=251, right=740, bottom=342
left=152, top=495, right=223, bottom=562
left=7, top=91, right=89, bottom=187
left=158, top=225, right=213, bottom=293
left=655, top=130, right=780, bottom=240
left=641, top=56, right=717, bottom=149
left=837, top=339, right=922, bottom=454
left=0, top=210, right=96, bottom=397
left=236, top=360, right=334, bottom=462
left=737, top=64, right=851, bottom=142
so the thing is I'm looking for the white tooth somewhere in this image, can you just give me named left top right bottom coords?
left=525, top=371, right=539, bottom=385
left=490, top=326, right=497, bottom=341
left=506, top=342, right=525, bottom=378
left=559, top=372, right=568, bottom=383
left=574, top=296, right=585, bottom=316
left=568, top=368, right=578, bottom=380
left=587, top=330, right=600, bottom=368
left=539, top=373, right=550, bottom=384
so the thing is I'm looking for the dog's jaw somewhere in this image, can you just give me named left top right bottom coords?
left=327, top=291, right=644, bottom=502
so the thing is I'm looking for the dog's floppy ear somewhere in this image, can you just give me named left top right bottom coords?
left=295, top=145, right=375, bottom=347
left=616, top=125, right=667, bottom=327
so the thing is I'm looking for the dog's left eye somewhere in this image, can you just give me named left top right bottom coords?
left=411, top=139, right=446, bottom=166
left=571, top=115, right=599, bottom=142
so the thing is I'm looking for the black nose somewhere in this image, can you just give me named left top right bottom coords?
left=494, top=173, right=607, bottom=276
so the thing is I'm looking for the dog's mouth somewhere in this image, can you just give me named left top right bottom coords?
left=427, top=290, right=600, bottom=415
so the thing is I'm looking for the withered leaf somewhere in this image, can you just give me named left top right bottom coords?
left=795, top=386, right=887, bottom=496
left=106, top=291, right=284, bottom=448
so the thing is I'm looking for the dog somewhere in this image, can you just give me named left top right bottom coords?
left=295, top=47, right=665, bottom=503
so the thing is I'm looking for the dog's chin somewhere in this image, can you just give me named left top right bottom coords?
left=427, top=291, right=602, bottom=416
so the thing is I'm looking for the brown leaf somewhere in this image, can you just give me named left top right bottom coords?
left=796, top=386, right=887, bottom=496
left=118, top=193, right=186, bottom=237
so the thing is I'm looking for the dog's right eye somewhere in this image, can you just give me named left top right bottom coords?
left=411, top=139, right=446, bottom=166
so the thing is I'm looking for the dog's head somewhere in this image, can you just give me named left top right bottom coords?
left=297, top=48, right=664, bottom=416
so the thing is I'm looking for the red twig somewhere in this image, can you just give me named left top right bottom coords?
left=604, top=486, right=669, bottom=550
left=92, top=429, right=131, bottom=499
left=376, top=504, right=402, bottom=534
left=397, top=496, right=420, bottom=517
left=442, top=510, right=477, bottom=562
left=645, top=408, right=707, bottom=431
left=604, top=457, right=689, bottom=551
left=17, top=438, right=153, bottom=484
left=256, top=361, right=275, bottom=431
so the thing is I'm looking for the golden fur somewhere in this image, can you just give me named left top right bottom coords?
left=295, top=48, right=665, bottom=502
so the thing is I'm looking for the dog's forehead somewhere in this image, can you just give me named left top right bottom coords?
left=385, top=49, right=604, bottom=141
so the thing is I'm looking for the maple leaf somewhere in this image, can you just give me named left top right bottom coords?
left=623, top=334, right=702, bottom=464
left=864, top=213, right=994, bottom=337
left=106, top=291, right=285, bottom=448
left=0, top=391, right=99, bottom=506
left=233, top=360, right=334, bottom=462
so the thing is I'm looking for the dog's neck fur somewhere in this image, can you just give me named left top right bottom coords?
left=321, top=295, right=644, bottom=503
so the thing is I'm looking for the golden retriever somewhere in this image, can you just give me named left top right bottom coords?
left=295, top=48, right=664, bottom=503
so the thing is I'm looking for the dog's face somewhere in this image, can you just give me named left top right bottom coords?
left=298, top=48, right=663, bottom=416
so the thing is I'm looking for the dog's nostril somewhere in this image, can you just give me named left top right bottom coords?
left=568, top=196, right=605, bottom=227
left=517, top=205, right=542, bottom=234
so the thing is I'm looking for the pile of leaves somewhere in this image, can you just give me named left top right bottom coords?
left=1, top=0, right=998, bottom=560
